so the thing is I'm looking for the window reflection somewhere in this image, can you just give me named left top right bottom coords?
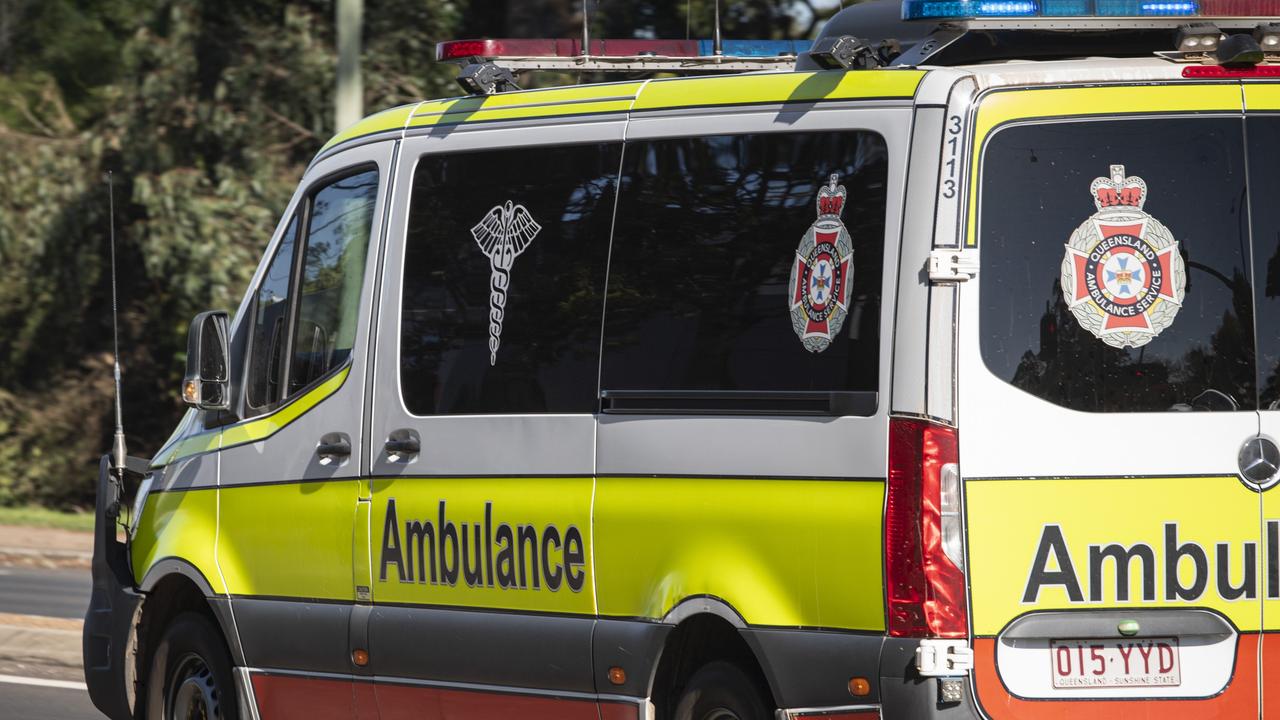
left=246, top=217, right=298, bottom=409
left=601, top=131, right=888, bottom=395
left=1246, top=117, right=1280, bottom=410
left=289, top=169, right=379, bottom=393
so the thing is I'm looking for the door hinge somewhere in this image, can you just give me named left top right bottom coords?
left=916, top=638, right=974, bottom=676
left=928, top=248, right=978, bottom=283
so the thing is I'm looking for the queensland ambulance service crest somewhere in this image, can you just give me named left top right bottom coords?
left=789, top=174, right=854, bottom=353
left=1060, top=165, right=1185, bottom=349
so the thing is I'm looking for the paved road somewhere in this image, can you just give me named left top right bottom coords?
left=0, top=565, right=101, bottom=718
left=0, top=566, right=90, bottom=619
left=0, top=679, right=100, bottom=720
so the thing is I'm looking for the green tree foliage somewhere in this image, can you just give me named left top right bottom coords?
left=0, top=0, right=818, bottom=508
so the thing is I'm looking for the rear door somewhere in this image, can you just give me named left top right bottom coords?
left=959, top=85, right=1262, bottom=719
left=1244, top=81, right=1280, bottom=716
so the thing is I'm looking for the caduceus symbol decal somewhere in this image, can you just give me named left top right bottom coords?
left=470, top=200, right=542, bottom=365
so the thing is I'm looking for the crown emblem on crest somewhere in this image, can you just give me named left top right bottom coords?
left=817, top=174, right=847, bottom=217
left=1089, top=164, right=1148, bottom=212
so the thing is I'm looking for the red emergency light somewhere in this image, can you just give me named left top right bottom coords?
left=1182, top=63, right=1280, bottom=74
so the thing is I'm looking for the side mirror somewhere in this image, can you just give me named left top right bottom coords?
left=182, top=311, right=230, bottom=411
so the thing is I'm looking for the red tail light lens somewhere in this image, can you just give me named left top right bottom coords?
left=886, top=417, right=968, bottom=638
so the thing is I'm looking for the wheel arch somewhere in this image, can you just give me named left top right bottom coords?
left=135, top=561, right=242, bottom=715
left=649, top=598, right=780, bottom=717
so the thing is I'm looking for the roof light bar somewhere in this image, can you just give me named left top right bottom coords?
left=903, top=0, right=1280, bottom=18
left=436, top=38, right=810, bottom=69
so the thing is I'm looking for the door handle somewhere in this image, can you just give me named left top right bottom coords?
left=384, top=429, right=421, bottom=463
left=385, top=438, right=420, bottom=454
left=317, top=433, right=352, bottom=462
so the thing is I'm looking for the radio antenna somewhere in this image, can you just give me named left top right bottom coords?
left=106, top=171, right=127, bottom=474
left=713, top=0, right=723, bottom=57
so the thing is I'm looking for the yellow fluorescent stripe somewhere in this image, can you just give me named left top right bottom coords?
left=137, top=475, right=883, bottom=631
left=403, top=82, right=646, bottom=130
left=155, top=366, right=349, bottom=467
left=132, top=487, right=224, bottom=592
left=594, top=477, right=885, bottom=630
left=631, top=69, right=924, bottom=111
left=219, top=367, right=348, bottom=446
left=322, top=104, right=419, bottom=152
left=218, top=480, right=361, bottom=600
left=965, top=84, right=1243, bottom=246
left=1244, top=82, right=1280, bottom=110
left=966, top=476, right=1260, bottom=636
left=412, top=100, right=637, bottom=128
left=325, top=70, right=923, bottom=147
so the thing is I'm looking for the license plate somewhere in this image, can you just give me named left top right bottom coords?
left=1049, top=637, right=1181, bottom=689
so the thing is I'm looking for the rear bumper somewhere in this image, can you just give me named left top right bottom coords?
left=745, top=628, right=981, bottom=719
left=83, top=455, right=144, bottom=720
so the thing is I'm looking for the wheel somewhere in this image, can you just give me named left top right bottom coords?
left=673, top=660, right=772, bottom=720
left=145, top=612, right=238, bottom=720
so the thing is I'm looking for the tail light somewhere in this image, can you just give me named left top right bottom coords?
left=885, top=417, right=968, bottom=638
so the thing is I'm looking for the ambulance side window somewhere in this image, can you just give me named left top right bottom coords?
left=244, top=167, right=378, bottom=412
left=288, top=168, right=379, bottom=393
left=599, top=131, right=887, bottom=413
left=978, top=118, right=1256, bottom=412
left=398, top=143, right=619, bottom=415
left=246, top=216, right=298, bottom=410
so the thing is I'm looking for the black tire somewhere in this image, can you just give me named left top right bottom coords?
left=144, top=612, right=238, bottom=720
left=673, top=661, right=772, bottom=720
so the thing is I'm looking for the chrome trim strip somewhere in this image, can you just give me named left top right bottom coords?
left=776, top=703, right=881, bottom=719
left=234, top=667, right=262, bottom=720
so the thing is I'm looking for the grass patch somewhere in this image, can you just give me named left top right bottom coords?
left=0, top=505, right=94, bottom=532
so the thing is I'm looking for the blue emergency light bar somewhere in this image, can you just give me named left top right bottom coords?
left=903, top=0, right=1279, bottom=19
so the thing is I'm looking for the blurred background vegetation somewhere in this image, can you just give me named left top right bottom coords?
left=0, top=0, right=836, bottom=510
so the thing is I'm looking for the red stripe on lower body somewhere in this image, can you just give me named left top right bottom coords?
left=253, top=673, right=634, bottom=720
left=252, top=674, right=356, bottom=719
left=377, top=682, right=604, bottom=720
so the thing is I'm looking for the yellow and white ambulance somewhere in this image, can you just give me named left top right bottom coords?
left=82, top=1, right=1280, bottom=718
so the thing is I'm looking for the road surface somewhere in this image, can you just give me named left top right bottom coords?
left=0, top=566, right=90, bottom=619
left=0, top=564, right=101, bottom=719
left=0, top=677, right=100, bottom=719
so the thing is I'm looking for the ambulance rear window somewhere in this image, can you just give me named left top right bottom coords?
left=978, top=117, right=1257, bottom=413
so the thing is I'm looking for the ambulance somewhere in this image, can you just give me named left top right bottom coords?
left=82, top=1, right=1280, bottom=718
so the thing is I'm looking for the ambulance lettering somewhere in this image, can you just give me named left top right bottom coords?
left=1022, top=522, right=1276, bottom=604
left=379, top=498, right=585, bottom=592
